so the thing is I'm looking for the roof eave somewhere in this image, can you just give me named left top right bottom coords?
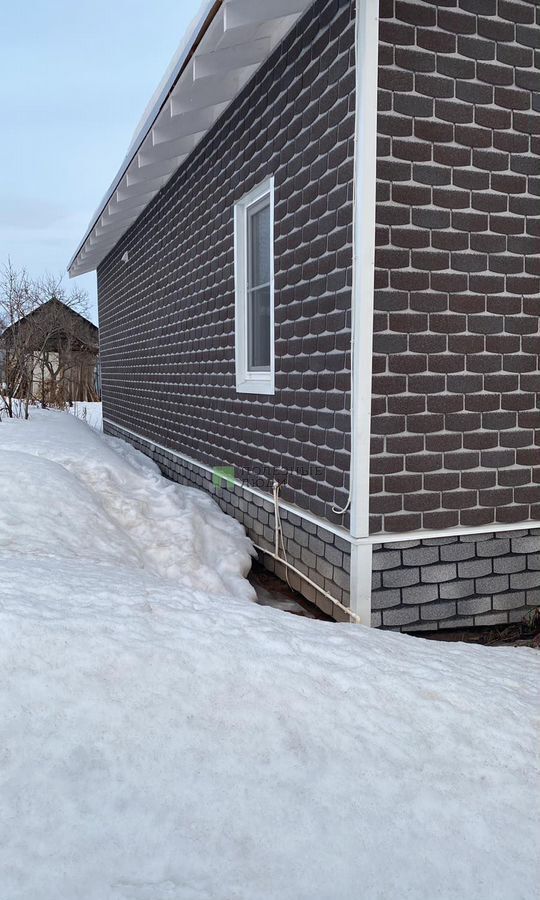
left=67, top=0, right=220, bottom=276
left=68, top=0, right=315, bottom=278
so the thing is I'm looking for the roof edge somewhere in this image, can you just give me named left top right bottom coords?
left=67, top=0, right=220, bottom=275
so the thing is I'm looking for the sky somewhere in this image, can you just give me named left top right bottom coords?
left=0, top=0, right=202, bottom=323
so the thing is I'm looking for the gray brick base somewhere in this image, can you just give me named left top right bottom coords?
left=104, top=420, right=351, bottom=621
left=372, top=531, right=540, bottom=632
left=105, top=419, right=538, bottom=632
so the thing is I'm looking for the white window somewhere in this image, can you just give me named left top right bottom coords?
left=234, top=177, right=275, bottom=395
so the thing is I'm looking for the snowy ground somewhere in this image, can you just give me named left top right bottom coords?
left=69, top=399, right=103, bottom=430
left=0, top=410, right=538, bottom=899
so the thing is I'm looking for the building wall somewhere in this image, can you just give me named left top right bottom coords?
left=97, top=0, right=355, bottom=528
left=371, top=0, right=540, bottom=535
left=372, top=528, right=540, bottom=629
left=98, top=0, right=539, bottom=629
left=105, top=414, right=540, bottom=631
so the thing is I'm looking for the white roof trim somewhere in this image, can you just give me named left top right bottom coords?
left=68, top=0, right=314, bottom=277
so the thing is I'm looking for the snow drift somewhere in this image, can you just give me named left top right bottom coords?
left=0, top=410, right=255, bottom=600
left=0, top=410, right=538, bottom=900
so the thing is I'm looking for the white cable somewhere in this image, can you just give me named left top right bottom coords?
left=268, top=481, right=361, bottom=624
left=272, top=480, right=291, bottom=588
left=253, top=541, right=362, bottom=625
left=331, top=494, right=351, bottom=515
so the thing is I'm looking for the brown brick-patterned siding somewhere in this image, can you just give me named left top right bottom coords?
left=371, top=0, right=540, bottom=534
left=97, top=0, right=354, bottom=527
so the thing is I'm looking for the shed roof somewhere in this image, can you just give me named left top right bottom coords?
left=68, top=0, right=314, bottom=278
left=1, top=298, right=99, bottom=351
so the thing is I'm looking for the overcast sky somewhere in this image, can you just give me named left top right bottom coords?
left=0, top=1, right=201, bottom=322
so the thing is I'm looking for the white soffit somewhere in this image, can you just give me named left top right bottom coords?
left=68, top=0, right=314, bottom=277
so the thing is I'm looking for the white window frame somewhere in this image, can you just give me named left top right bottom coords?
left=234, top=176, right=275, bottom=395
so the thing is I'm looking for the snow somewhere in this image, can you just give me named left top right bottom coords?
left=0, top=410, right=538, bottom=899
left=0, top=410, right=254, bottom=600
left=69, top=399, right=103, bottom=430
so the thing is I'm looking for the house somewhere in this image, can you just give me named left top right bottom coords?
left=68, top=0, right=539, bottom=630
left=1, top=298, right=100, bottom=405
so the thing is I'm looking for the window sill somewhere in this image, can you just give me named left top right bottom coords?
left=235, top=377, right=275, bottom=396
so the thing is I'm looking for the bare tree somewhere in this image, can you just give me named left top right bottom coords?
left=0, top=260, right=37, bottom=418
left=0, top=261, right=93, bottom=419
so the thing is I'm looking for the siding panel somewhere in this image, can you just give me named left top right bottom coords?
left=98, top=0, right=354, bottom=526
left=372, top=0, right=540, bottom=534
